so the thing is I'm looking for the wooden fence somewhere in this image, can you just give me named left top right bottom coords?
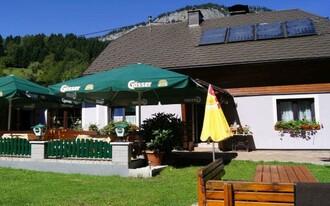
left=47, top=139, right=112, bottom=159
left=0, top=138, right=31, bottom=156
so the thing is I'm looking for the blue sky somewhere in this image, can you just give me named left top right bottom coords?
left=1, top=0, right=329, bottom=38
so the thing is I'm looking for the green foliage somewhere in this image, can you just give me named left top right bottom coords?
left=0, top=35, right=4, bottom=56
left=88, top=123, right=99, bottom=132
left=140, top=112, right=185, bottom=152
left=100, top=121, right=116, bottom=135
left=100, top=120, right=137, bottom=136
left=275, top=119, right=322, bottom=131
left=0, top=67, right=27, bottom=78
left=146, top=129, right=174, bottom=152
left=0, top=33, right=109, bottom=86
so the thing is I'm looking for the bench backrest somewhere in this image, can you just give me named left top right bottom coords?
left=59, top=130, right=97, bottom=140
left=198, top=159, right=225, bottom=206
left=43, top=129, right=98, bottom=140
left=205, top=181, right=295, bottom=206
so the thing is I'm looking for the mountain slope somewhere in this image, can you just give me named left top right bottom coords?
left=101, top=3, right=272, bottom=41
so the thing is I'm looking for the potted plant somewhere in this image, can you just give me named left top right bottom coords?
left=100, top=120, right=138, bottom=142
left=88, top=123, right=99, bottom=132
left=241, top=125, right=252, bottom=135
left=99, top=121, right=116, bottom=141
left=145, top=129, right=173, bottom=166
left=140, top=112, right=185, bottom=166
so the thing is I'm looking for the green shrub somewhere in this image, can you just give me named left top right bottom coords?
left=140, top=112, right=185, bottom=152
left=146, top=129, right=174, bottom=152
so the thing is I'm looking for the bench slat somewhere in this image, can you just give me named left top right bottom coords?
left=284, top=166, right=299, bottom=183
left=204, top=168, right=225, bottom=183
left=254, top=165, right=263, bottom=182
left=262, top=165, right=271, bottom=182
left=235, top=192, right=294, bottom=202
left=200, top=159, right=221, bottom=176
left=206, top=181, right=294, bottom=192
left=205, top=200, right=225, bottom=206
left=278, top=166, right=290, bottom=183
left=200, top=159, right=224, bottom=177
left=295, top=166, right=318, bottom=182
left=270, top=166, right=280, bottom=182
left=235, top=201, right=294, bottom=206
left=292, top=166, right=309, bottom=182
left=206, top=190, right=225, bottom=199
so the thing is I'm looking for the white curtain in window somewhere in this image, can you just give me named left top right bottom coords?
left=125, top=115, right=136, bottom=125
left=113, top=116, right=124, bottom=121
left=280, top=102, right=293, bottom=121
left=298, top=101, right=312, bottom=121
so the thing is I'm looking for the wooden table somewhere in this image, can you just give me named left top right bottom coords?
left=254, top=165, right=318, bottom=183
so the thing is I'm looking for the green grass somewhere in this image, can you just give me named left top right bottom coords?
left=0, top=160, right=329, bottom=206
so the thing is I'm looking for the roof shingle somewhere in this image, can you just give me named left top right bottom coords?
left=84, top=9, right=330, bottom=75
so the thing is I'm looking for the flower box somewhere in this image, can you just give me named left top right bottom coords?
left=274, top=119, right=323, bottom=140
left=274, top=119, right=322, bottom=131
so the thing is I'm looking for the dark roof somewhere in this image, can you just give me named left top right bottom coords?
left=84, top=9, right=330, bottom=75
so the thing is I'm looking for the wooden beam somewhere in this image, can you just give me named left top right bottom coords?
left=227, top=83, right=330, bottom=97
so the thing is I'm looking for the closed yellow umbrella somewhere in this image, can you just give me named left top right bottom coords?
left=200, top=85, right=232, bottom=160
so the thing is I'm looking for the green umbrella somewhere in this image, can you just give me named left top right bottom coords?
left=0, top=75, right=77, bottom=130
left=49, top=63, right=206, bottom=126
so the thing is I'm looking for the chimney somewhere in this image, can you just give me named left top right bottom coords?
left=188, top=9, right=204, bottom=26
left=228, top=4, right=250, bottom=16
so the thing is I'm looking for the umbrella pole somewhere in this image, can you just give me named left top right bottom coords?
left=138, top=92, right=142, bottom=155
left=212, top=142, right=216, bottom=161
left=7, top=99, right=12, bottom=131
left=138, top=92, right=141, bottom=128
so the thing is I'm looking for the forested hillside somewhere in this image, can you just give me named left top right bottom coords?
left=0, top=3, right=271, bottom=86
left=0, top=34, right=109, bottom=86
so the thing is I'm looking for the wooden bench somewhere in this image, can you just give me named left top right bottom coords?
left=43, top=129, right=98, bottom=140
left=197, top=159, right=226, bottom=206
left=58, top=130, right=97, bottom=140
left=204, top=181, right=295, bottom=206
left=0, top=131, right=38, bottom=141
left=197, top=159, right=296, bottom=206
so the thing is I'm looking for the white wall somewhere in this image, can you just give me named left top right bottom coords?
left=81, top=103, right=182, bottom=130
left=234, top=93, right=330, bottom=149
left=81, top=102, right=108, bottom=130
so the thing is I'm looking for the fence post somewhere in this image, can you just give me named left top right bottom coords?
left=110, top=142, right=133, bottom=165
left=30, top=141, right=48, bottom=160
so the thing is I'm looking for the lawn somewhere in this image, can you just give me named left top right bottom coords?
left=0, top=160, right=329, bottom=206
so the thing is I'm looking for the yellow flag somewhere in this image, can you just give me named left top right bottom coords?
left=200, top=85, right=232, bottom=142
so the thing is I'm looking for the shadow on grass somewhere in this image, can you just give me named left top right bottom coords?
left=162, top=151, right=238, bottom=168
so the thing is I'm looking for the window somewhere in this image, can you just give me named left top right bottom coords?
left=276, top=98, right=315, bottom=121
left=112, top=106, right=136, bottom=125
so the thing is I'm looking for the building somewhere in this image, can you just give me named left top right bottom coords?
left=83, top=8, right=330, bottom=149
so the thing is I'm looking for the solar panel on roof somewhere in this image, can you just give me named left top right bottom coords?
left=227, top=25, right=254, bottom=42
left=256, top=22, right=284, bottom=40
left=285, top=18, right=316, bottom=37
left=199, top=28, right=227, bottom=45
